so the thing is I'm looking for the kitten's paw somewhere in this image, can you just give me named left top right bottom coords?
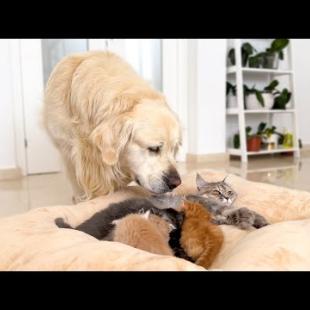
left=211, top=215, right=227, bottom=225
left=253, top=216, right=269, bottom=229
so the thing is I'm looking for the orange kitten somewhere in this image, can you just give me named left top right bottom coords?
left=112, top=211, right=174, bottom=256
left=180, top=201, right=224, bottom=268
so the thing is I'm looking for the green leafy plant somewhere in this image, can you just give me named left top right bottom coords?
left=256, top=122, right=285, bottom=144
left=233, top=126, right=256, bottom=149
left=234, top=122, right=286, bottom=149
left=266, top=39, right=290, bottom=60
left=273, top=88, right=292, bottom=109
left=256, top=122, right=276, bottom=138
left=248, top=39, right=290, bottom=68
left=243, top=80, right=282, bottom=108
left=248, top=52, right=265, bottom=68
left=243, top=84, right=265, bottom=107
left=226, top=82, right=236, bottom=96
left=228, top=42, right=256, bottom=67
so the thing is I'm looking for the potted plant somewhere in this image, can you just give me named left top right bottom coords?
left=233, top=125, right=262, bottom=151
left=248, top=39, right=290, bottom=69
left=244, top=80, right=278, bottom=110
left=226, top=82, right=237, bottom=108
left=257, top=122, right=278, bottom=150
left=248, top=52, right=265, bottom=68
left=246, top=126, right=262, bottom=152
left=228, top=42, right=256, bottom=67
left=233, top=126, right=251, bottom=149
left=263, top=39, right=290, bottom=69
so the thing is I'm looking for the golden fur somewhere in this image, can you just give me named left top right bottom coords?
left=180, top=201, right=224, bottom=268
left=44, top=51, right=181, bottom=201
left=112, top=213, right=173, bottom=256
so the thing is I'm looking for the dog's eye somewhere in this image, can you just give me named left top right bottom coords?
left=148, top=146, right=161, bottom=154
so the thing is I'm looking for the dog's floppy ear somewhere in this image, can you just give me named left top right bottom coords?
left=90, top=114, right=134, bottom=166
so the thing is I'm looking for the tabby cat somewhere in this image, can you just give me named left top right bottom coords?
left=151, top=173, right=269, bottom=230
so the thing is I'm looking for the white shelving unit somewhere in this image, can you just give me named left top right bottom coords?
left=226, top=39, right=300, bottom=163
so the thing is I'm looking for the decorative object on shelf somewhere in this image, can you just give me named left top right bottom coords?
left=283, top=131, right=294, bottom=148
left=226, top=82, right=237, bottom=108
left=244, top=80, right=279, bottom=110
left=228, top=42, right=256, bottom=67
left=257, top=122, right=279, bottom=150
left=248, top=39, right=290, bottom=69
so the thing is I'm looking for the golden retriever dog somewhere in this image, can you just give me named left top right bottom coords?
left=44, top=51, right=182, bottom=202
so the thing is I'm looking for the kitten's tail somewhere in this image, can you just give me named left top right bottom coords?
left=55, top=217, right=73, bottom=229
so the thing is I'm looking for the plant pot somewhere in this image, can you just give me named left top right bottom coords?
left=262, top=53, right=279, bottom=69
left=263, top=134, right=278, bottom=150
left=246, top=93, right=274, bottom=110
left=247, top=136, right=262, bottom=152
left=227, top=94, right=237, bottom=108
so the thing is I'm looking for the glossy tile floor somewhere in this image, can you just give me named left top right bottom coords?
left=1, top=154, right=309, bottom=218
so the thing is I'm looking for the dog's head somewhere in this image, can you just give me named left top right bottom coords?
left=91, top=97, right=182, bottom=194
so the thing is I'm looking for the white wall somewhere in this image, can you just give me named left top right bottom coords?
left=292, top=39, right=310, bottom=145
left=188, top=39, right=227, bottom=155
left=0, top=39, right=16, bottom=169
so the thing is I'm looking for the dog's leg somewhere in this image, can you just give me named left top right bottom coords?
left=61, top=154, right=86, bottom=204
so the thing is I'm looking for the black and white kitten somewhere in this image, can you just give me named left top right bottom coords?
left=55, top=198, right=184, bottom=240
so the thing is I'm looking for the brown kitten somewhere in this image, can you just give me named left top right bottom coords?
left=112, top=211, right=174, bottom=256
left=180, top=201, right=224, bottom=268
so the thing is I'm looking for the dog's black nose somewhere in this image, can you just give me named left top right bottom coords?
left=164, top=168, right=182, bottom=190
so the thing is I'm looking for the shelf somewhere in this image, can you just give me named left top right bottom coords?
left=226, top=109, right=296, bottom=115
left=227, top=66, right=293, bottom=75
left=228, top=147, right=297, bottom=156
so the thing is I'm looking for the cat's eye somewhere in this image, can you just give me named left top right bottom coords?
left=228, top=191, right=233, bottom=195
left=148, top=146, right=161, bottom=154
left=213, top=190, right=221, bottom=194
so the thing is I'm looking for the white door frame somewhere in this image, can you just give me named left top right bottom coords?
left=162, top=39, right=188, bottom=161
left=11, top=39, right=107, bottom=176
left=9, top=39, right=27, bottom=176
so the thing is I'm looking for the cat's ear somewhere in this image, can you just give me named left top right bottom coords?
left=222, top=175, right=229, bottom=183
left=196, top=173, right=208, bottom=190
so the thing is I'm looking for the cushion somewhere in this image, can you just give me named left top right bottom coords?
left=1, top=169, right=310, bottom=271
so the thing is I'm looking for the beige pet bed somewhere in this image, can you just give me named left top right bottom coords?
left=1, top=170, right=310, bottom=271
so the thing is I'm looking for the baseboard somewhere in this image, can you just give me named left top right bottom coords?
left=301, top=144, right=310, bottom=157
left=186, top=152, right=229, bottom=163
left=0, top=167, right=22, bottom=181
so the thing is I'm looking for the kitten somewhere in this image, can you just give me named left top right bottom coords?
left=180, top=200, right=224, bottom=269
left=55, top=198, right=183, bottom=241
left=112, top=211, right=174, bottom=256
